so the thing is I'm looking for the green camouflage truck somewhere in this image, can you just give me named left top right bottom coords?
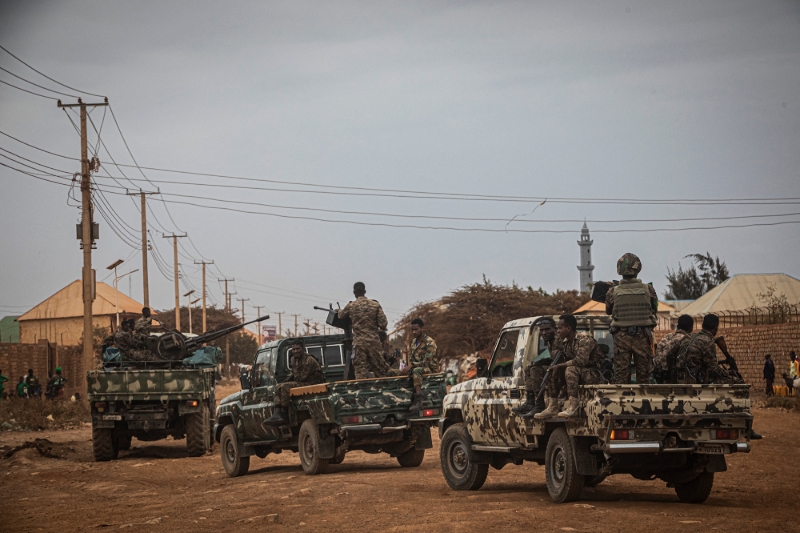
left=438, top=316, right=753, bottom=503
left=87, top=363, right=217, bottom=461
left=215, top=333, right=447, bottom=477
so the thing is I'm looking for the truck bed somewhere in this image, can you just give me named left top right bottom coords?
left=87, top=368, right=215, bottom=401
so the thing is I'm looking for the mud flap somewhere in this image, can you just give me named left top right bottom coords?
left=706, top=454, right=727, bottom=473
left=318, top=431, right=336, bottom=459
left=570, top=436, right=602, bottom=476
left=414, top=426, right=433, bottom=450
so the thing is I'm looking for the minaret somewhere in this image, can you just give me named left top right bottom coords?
left=577, top=221, right=594, bottom=292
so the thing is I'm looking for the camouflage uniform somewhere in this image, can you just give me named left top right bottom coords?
left=274, top=351, right=324, bottom=408
left=559, top=333, right=604, bottom=398
left=407, top=334, right=438, bottom=389
left=675, top=330, right=741, bottom=384
left=523, top=337, right=563, bottom=401
left=654, top=328, right=690, bottom=382
left=338, top=296, right=390, bottom=379
left=606, top=279, right=658, bottom=384
left=135, top=317, right=152, bottom=336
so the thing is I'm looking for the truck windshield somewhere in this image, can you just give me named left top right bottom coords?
left=490, top=328, right=520, bottom=377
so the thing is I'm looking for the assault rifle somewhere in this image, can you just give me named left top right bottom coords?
left=714, top=336, right=741, bottom=375
left=527, top=349, right=567, bottom=416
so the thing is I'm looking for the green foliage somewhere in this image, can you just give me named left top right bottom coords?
left=397, top=276, right=589, bottom=360
left=664, top=252, right=729, bottom=300
left=154, top=306, right=258, bottom=365
left=752, top=283, right=795, bottom=324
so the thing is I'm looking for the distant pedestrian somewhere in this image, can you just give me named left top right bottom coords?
left=16, top=376, right=28, bottom=398
left=763, top=354, right=775, bottom=396
left=790, top=351, right=799, bottom=380
left=0, top=369, right=8, bottom=400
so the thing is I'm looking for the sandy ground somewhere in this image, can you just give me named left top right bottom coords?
left=1, top=386, right=797, bottom=533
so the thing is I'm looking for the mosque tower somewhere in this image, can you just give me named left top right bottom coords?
left=577, top=221, right=594, bottom=292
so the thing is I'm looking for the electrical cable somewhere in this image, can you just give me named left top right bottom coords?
left=0, top=78, right=59, bottom=100
left=0, top=44, right=107, bottom=98
left=0, top=66, right=80, bottom=99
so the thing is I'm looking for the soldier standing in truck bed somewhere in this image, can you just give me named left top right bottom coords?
left=605, top=253, right=658, bottom=384
left=338, top=282, right=390, bottom=379
left=265, top=339, right=325, bottom=425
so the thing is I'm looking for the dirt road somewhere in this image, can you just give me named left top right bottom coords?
left=1, top=400, right=796, bottom=533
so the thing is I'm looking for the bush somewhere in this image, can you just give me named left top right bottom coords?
left=0, top=397, right=90, bottom=431
left=764, top=395, right=800, bottom=410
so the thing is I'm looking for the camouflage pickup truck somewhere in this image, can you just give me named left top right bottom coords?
left=438, top=316, right=753, bottom=503
left=215, top=333, right=446, bottom=477
left=87, top=362, right=216, bottom=461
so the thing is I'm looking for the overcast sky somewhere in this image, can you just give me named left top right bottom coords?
left=1, top=1, right=798, bottom=332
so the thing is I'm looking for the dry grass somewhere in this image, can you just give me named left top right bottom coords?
left=764, top=394, right=800, bottom=410
left=0, top=398, right=90, bottom=431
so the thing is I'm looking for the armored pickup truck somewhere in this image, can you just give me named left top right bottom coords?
left=438, top=316, right=753, bottom=503
left=215, top=333, right=446, bottom=477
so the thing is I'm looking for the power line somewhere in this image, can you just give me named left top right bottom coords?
left=0, top=78, right=59, bottom=100
left=0, top=65, right=80, bottom=98
left=0, top=44, right=106, bottom=98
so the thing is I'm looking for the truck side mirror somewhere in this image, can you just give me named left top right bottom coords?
left=475, top=358, right=488, bottom=378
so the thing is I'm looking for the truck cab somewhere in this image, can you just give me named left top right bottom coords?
left=438, top=316, right=752, bottom=503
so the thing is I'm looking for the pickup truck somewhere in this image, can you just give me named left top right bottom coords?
left=215, top=333, right=446, bottom=477
left=87, top=362, right=216, bottom=461
left=438, top=315, right=753, bottom=503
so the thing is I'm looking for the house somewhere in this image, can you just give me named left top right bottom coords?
left=17, top=280, right=143, bottom=345
left=574, top=299, right=677, bottom=330
left=679, top=273, right=800, bottom=316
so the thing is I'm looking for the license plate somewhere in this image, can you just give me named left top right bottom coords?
left=696, top=443, right=726, bottom=454
left=102, top=414, right=122, bottom=421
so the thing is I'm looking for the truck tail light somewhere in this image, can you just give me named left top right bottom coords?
left=712, top=429, right=738, bottom=440
left=94, top=402, right=106, bottom=412
left=610, top=429, right=634, bottom=440
left=422, top=408, right=439, bottom=417
left=342, top=415, right=362, bottom=424
left=187, top=400, right=199, bottom=407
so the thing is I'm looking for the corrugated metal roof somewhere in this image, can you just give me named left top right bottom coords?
left=574, top=299, right=676, bottom=314
left=680, top=273, right=800, bottom=316
left=0, top=315, right=20, bottom=342
left=17, top=280, right=144, bottom=321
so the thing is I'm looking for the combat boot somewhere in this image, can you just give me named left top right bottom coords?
left=408, top=393, right=423, bottom=413
left=558, top=397, right=581, bottom=418
left=534, top=397, right=560, bottom=419
left=263, top=407, right=288, bottom=426
left=511, top=397, right=535, bottom=416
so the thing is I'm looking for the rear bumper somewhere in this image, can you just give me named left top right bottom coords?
left=594, top=441, right=751, bottom=454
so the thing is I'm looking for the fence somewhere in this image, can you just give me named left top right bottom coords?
left=667, top=305, right=800, bottom=329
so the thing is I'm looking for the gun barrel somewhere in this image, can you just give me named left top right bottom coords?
left=313, top=306, right=330, bottom=312
left=184, top=315, right=270, bottom=350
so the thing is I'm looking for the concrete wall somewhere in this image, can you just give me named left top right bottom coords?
left=655, top=321, right=800, bottom=387
left=0, top=341, right=84, bottom=398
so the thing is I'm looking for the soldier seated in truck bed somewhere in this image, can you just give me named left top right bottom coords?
left=264, top=339, right=325, bottom=425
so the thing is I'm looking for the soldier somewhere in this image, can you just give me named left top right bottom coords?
left=605, top=253, right=658, bottom=384
left=536, top=314, right=604, bottom=418
left=653, top=314, right=694, bottom=383
left=400, top=319, right=438, bottom=412
left=675, top=314, right=739, bottom=384
left=264, top=339, right=325, bottom=425
left=135, top=307, right=154, bottom=336
left=513, top=317, right=560, bottom=418
left=337, top=282, right=390, bottom=379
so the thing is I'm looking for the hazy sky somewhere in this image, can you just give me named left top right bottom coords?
left=1, top=1, right=799, bottom=332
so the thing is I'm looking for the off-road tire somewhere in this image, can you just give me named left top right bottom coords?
left=674, top=471, right=714, bottom=503
left=298, top=420, right=329, bottom=475
left=186, top=404, right=211, bottom=457
left=397, top=447, right=425, bottom=468
left=440, top=423, right=489, bottom=491
left=92, top=428, right=119, bottom=462
left=545, top=428, right=585, bottom=503
left=220, top=425, right=249, bottom=477
left=116, top=434, right=132, bottom=451
left=329, top=449, right=346, bottom=465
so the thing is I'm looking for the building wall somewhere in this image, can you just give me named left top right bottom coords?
left=0, top=342, right=84, bottom=398
left=655, top=321, right=800, bottom=388
left=19, top=315, right=114, bottom=345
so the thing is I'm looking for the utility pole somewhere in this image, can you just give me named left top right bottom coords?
left=275, top=311, right=284, bottom=339
left=126, top=189, right=158, bottom=307
left=218, top=278, right=234, bottom=376
left=58, top=97, right=108, bottom=389
left=194, top=260, right=214, bottom=333
left=253, top=305, right=265, bottom=345
left=162, top=234, right=187, bottom=330
left=237, top=297, right=249, bottom=324
left=291, top=314, right=300, bottom=337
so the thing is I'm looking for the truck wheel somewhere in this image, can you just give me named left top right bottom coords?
left=117, top=434, right=132, bottom=451
left=298, top=420, right=329, bottom=475
left=674, top=471, right=714, bottom=504
left=440, top=423, right=488, bottom=491
left=585, top=474, right=606, bottom=488
left=397, top=447, right=425, bottom=467
left=545, top=428, right=585, bottom=503
left=186, top=404, right=211, bottom=457
left=220, top=425, right=250, bottom=477
left=92, top=428, right=119, bottom=462
left=329, top=449, right=346, bottom=465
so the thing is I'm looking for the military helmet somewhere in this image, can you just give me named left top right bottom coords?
left=617, top=253, right=642, bottom=276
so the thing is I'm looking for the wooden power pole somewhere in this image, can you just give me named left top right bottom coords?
left=237, top=297, right=249, bottom=324
left=163, top=234, right=187, bottom=330
left=253, top=305, right=265, bottom=345
left=291, top=314, right=300, bottom=337
left=126, top=189, right=158, bottom=307
left=58, top=97, right=108, bottom=389
left=275, top=311, right=284, bottom=339
left=218, top=277, right=234, bottom=375
left=194, top=260, right=214, bottom=333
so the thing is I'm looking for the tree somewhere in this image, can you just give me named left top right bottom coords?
left=664, top=253, right=729, bottom=300
left=397, top=276, right=589, bottom=360
left=752, top=283, right=795, bottom=324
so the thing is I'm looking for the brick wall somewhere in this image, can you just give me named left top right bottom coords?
left=655, top=322, right=800, bottom=386
left=0, top=342, right=84, bottom=398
